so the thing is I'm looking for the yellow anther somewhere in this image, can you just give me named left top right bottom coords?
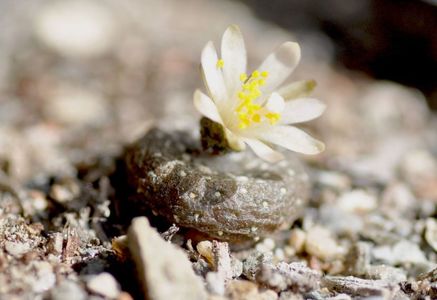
left=249, top=81, right=259, bottom=91
left=266, top=112, right=281, bottom=124
left=250, top=90, right=261, bottom=98
left=252, top=114, right=261, bottom=123
left=234, top=69, right=280, bottom=129
left=216, top=59, right=224, bottom=69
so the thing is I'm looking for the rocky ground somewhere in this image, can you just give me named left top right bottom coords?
left=0, top=0, right=436, bottom=299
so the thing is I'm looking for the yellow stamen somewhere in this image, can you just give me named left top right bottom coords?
left=266, top=112, right=281, bottom=124
left=216, top=59, right=224, bottom=69
left=234, top=69, right=280, bottom=129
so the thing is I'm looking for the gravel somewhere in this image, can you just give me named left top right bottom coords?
left=0, top=0, right=436, bottom=299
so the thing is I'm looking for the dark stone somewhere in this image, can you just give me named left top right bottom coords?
left=123, top=128, right=309, bottom=246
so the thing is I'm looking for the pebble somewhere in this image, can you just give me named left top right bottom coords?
left=337, top=190, right=377, bottom=214
left=31, top=261, right=57, bottom=293
left=196, top=240, right=214, bottom=266
left=372, top=239, right=428, bottom=266
left=305, top=227, right=343, bottom=261
left=44, top=85, right=109, bottom=126
left=51, top=280, right=87, bottom=300
left=47, top=232, right=64, bottom=256
left=256, top=262, right=321, bottom=293
left=425, top=218, right=437, bottom=252
left=289, top=228, right=306, bottom=253
left=318, top=204, right=364, bottom=235
left=255, top=238, right=276, bottom=253
left=127, top=217, right=207, bottom=300
left=86, top=272, right=121, bottom=299
left=365, top=265, right=407, bottom=283
left=400, top=149, right=437, bottom=182
left=381, top=183, right=416, bottom=216
left=225, top=280, right=260, bottom=300
left=34, top=0, right=117, bottom=57
left=4, top=241, right=30, bottom=258
left=315, top=170, right=351, bottom=191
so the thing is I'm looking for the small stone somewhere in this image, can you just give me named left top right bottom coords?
left=44, top=85, right=109, bottom=126
left=34, top=0, right=117, bottom=57
left=206, top=271, right=225, bottom=295
left=337, top=189, right=377, bottom=214
left=231, top=257, right=243, bottom=278
left=372, top=239, right=428, bottom=266
left=318, top=204, right=364, bottom=235
left=243, top=252, right=273, bottom=281
left=321, top=276, right=399, bottom=298
left=226, top=280, right=260, bottom=300
left=256, top=262, right=321, bottom=293
left=29, top=261, right=57, bottom=292
left=48, top=232, right=64, bottom=256
left=86, top=272, right=120, bottom=299
left=343, top=242, right=371, bottom=276
left=4, top=241, right=30, bottom=258
left=127, top=217, right=207, bottom=300
left=400, top=149, right=437, bottom=182
left=197, top=241, right=214, bottom=265
left=51, top=280, right=87, bottom=300
left=258, top=289, right=278, bottom=300
left=325, top=294, right=351, bottom=300
left=315, top=170, right=351, bottom=191
left=212, top=241, right=233, bottom=280
left=278, top=291, right=303, bottom=300
left=256, top=238, right=275, bottom=253
left=425, top=218, right=437, bottom=252
left=288, top=228, right=306, bottom=253
left=305, top=226, right=343, bottom=261
left=381, top=183, right=416, bottom=217
left=366, top=265, right=407, bottom=283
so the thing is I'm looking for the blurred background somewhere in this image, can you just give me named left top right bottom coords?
left=0, top=0, right=436, bottom=186
left=1, top=1, right=437, bottom=297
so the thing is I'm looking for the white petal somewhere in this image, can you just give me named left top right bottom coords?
left=265, top=92, right=285, bottom=113
left=193, top=90, right=223, bottom=124
left=257, top=125, right=325, bottom=155
left=280, top=98, right=326, bottom=124
left=258, top=42, right=301, bottom=93
left=221, top=25, right=247, bottom=97
left=243, top=138, right=284, bottom=163
left=277, top=79, right=316, bottom=100
left=201, top=41, right=227, bottom=103
left=225, top=129, right=246, bottom=151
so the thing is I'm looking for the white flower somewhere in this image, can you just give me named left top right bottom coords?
left=194, top=25, right=325, bottom=162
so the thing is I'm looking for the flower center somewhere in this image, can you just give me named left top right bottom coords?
left=235, top=70, right=280, bottom=129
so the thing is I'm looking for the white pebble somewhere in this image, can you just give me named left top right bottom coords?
left=35, top=0, right=117, bottom=57
left=87, top=272, right=120, bottom=299
left=337, top=189, right=377, bottom=214
left=305, top=226, right=342, bottom=261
